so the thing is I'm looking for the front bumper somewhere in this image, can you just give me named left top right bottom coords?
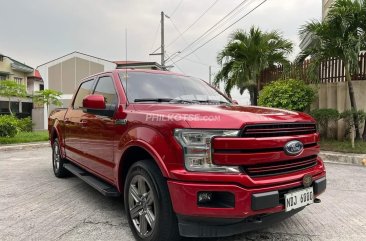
left=168, top=173, right=326, bottom=237
left=178, top=207, right=304, bottom=238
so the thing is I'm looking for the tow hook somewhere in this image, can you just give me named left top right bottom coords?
left=314, top=198, right=321, bottom=203
left=247, top=216, right=262, bottom=224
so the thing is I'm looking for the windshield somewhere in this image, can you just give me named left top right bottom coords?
left=118, top=71, right=231, bottom=104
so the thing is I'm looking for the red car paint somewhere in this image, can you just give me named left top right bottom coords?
left=49, top=69, right=325, bottom=220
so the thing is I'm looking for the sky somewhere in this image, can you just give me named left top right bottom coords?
left=1, top=0, right=321, bottom=104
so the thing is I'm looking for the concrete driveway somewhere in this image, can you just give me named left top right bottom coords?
left=1, top=147, right=365, bottom=241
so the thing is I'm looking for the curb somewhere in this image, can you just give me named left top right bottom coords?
left=319, top=151, right=366, bottom=166
left=0, top=142, right=50, bottom=151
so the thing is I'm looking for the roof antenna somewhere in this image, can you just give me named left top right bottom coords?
left=125, top=28, right=129, bottom=107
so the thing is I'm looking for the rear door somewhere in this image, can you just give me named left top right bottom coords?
left=79, top=75, right=118, bottom=181
left=64, top=78, right=95, bottom=163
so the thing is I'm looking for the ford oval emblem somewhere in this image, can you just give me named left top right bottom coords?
left=284, top=140, right=304, bottom=155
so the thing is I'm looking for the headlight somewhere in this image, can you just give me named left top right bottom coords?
left=174, top=129, right=240, bottom=173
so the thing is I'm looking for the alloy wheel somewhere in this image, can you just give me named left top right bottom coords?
left=128, top=175, right=157, bottom=238
left=53, top=143, right=60, bottom=172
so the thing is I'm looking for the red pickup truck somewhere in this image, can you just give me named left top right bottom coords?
left=49, top=69, right=326, bottom=241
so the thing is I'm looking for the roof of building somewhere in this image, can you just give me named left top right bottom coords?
left=27, top=69, right=43, bottom=80
left=9, top=57, right=34, bottom=70
left=37, top=51, right=115, bottom=68
left=0, top=53, right=35, bottom=71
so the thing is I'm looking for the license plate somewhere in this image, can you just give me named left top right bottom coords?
left=284, top=187, right=314, bottom=212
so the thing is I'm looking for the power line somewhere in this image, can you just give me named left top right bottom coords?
left=171, top=0, right=251, bottom=58
left=167, top=18, right=202, bottom=62
left=173, top=0, right=269, bottom=64
left=170, top=0, right=184, bottom=17
left=166, top=52, right=185, bottom=74
left=166, top=0, right=220, bottom=48
left=179, top=56, right=212, bottom=67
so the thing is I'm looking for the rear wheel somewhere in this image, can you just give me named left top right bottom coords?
left=52, top=138, right=68, bottom=178
left=124, top=160, right=180, bottom=241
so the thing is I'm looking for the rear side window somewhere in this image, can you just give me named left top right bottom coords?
left=93, top=76, right=118, bottom=110
left=73, top=79, right=94, bottom=109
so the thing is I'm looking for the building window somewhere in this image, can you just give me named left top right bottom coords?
left=14, top=77, right=23, bottom=84
left=40, top=84, right=44, bottom=90
left=0, top=56, right=3, bottom=62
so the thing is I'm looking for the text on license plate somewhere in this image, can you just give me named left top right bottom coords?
left=284, top=187, right=314, bottom=212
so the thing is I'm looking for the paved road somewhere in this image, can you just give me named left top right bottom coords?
left=1, top=147, right=365, bottom=241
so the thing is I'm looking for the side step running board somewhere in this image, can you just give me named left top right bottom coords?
left=64, top=163, right=121, bottom=197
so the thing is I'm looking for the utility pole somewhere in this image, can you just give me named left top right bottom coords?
left=161, top=11, right=165, bottom=69
left=209, top=66, right=212, bottom=84
left=149, top=11, right=166, bottom=70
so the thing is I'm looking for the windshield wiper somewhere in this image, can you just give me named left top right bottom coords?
left=134, top=98, right=197, bottom=103
left=194, top=100, right=229, bottom=104
left=134, top=98, right=174, bottom=103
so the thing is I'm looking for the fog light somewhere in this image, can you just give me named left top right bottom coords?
left=198, top=192, right=213, bottom=204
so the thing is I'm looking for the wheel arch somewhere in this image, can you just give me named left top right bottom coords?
left=116, top=141, right=170, bottom=193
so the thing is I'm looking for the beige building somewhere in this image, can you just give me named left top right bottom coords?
left=35, top=51, right=116, bottom=129
left=300, top=0, right=335, bottom=50
left=323, top=0, right=335, bottom=19
left=0, top=53, right=41, bottom=115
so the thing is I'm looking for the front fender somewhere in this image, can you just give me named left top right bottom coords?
left=114, top=126, right=181, bottom=189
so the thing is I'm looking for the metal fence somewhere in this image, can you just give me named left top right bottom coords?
left=259, top=53, right=366, bottom=87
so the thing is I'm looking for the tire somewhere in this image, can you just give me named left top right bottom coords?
left=52, top=138, right=68, bottom=178
left=124, top=160, right=180, bottom=241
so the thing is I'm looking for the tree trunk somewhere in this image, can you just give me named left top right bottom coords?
left=253, top=87, right=258, bottom=106
left=247, top=86, right=258, bottom=106
left=345, top=63, right=361, bottom=140
left=362, top=119, right=366, bottom=141
left=248, top=89, right=254, bottom=106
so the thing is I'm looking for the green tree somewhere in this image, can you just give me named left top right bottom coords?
left=0, top=80, right=27, bottom=115
left=33, top=89, right=62, bottom=114
left=214, top=26, right=293, bottom=105
left=297, top=0, right=366, bottom=140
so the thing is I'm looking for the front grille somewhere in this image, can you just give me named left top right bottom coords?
left=241, top=155, right=318, bottom=177
left=241, top=123, right=317, bottom=138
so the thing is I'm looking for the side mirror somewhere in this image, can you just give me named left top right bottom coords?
left=232, top=100, right=239, bottom=105
left=83, top=95, right=106, bottom=109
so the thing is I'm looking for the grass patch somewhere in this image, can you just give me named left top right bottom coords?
left=0, top=131, right=49, bottom=144
left=320, top=140, right=366, bottom=154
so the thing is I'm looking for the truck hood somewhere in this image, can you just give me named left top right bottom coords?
left=132, top=104, right=315, bottom=129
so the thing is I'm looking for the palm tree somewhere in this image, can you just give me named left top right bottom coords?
left=297, top=0, right=366, bottom=140
left=214, top=26, right=293, bottom=105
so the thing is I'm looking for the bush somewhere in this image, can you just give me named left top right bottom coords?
left=17, top=117, right=33, bottom=132
left=258, top=79, right=316, bottom=112
left=310, top=109, right=340, bottom=139
left=340, top=109, right=366, bottom=138
left=0, top=115, right=19, bottom=137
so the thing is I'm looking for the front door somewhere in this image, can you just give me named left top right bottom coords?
left=80, top=75, right=118, bottom=182
left=64, top=78, right=95, bottom=163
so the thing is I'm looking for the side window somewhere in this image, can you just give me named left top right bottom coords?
left=73, top=79, right=94, bottom=109
left=93, top=76, right=118, bottom=110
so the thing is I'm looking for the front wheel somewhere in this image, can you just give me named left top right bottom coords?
left=124, top=160, right=180, bottom=241
left=52, top=138, right=68, bottom=178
